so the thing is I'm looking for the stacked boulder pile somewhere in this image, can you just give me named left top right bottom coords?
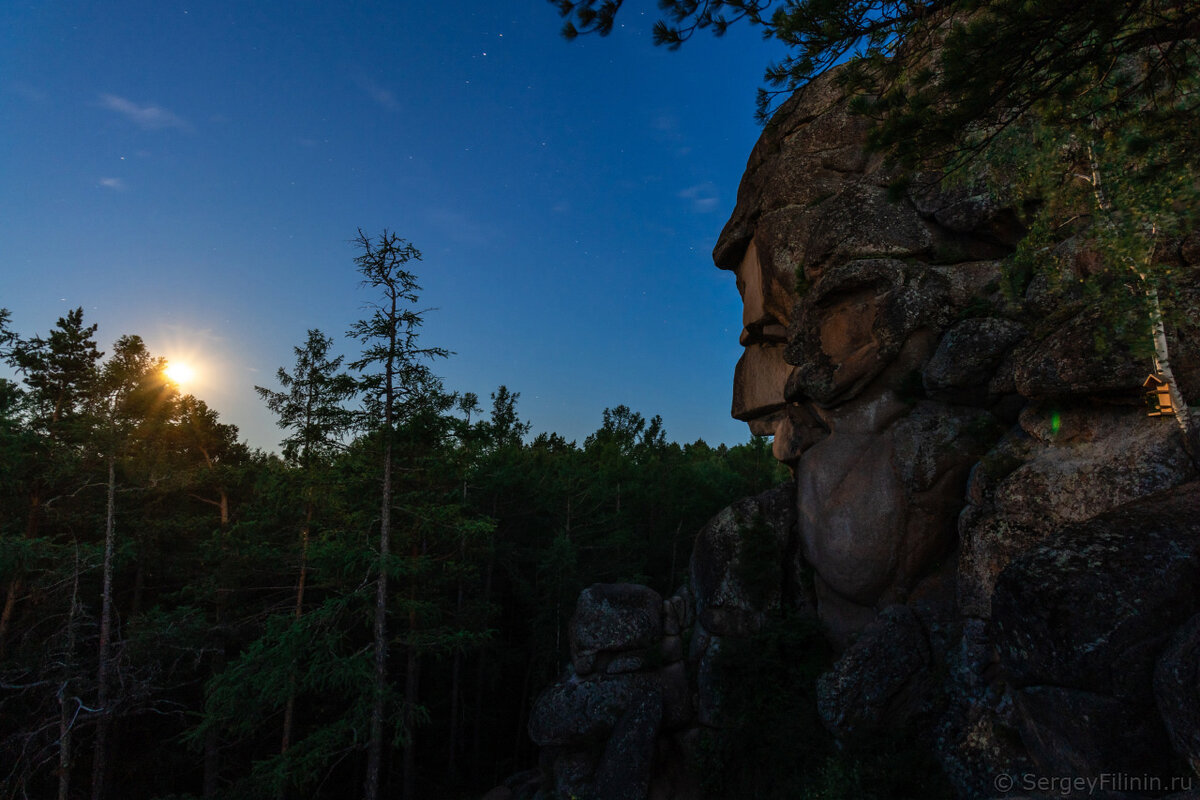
left=525, top=486, right=799, bottom=800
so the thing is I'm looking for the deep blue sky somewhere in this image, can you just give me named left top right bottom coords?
left=2, top=1, right=785, bottom=451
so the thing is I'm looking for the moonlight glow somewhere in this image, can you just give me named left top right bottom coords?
left=165, top=362, right=195, bottom=384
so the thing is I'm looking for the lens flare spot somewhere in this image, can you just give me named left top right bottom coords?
left=165, top=361, right=195, bottom=384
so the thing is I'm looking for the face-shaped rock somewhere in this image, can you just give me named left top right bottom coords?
left=715, top=73, right=1007, bottom=637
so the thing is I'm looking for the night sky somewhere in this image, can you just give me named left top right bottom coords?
left=2, top=1, right=785, bottom=451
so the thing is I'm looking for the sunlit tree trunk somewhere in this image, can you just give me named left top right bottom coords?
left=1147, top=286, right=1194, bottom=450
left=1087, top=144, right=1195, bottom=461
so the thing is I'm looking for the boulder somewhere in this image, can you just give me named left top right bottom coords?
left=594, top=685, right=664, bottom=800
left=990, top=482, right=1200, bottom=776
left=1011, top=303, right=1148, bottom=399
left=1164, top=275, right=1200, bottom=401
left=934, top=616, right=1039, bottom=799
left=570, top=583, right=663, bottom=676
left=690, top=484, right=801, bottom=637
left=550, top=750, right=600, bottom=800
left=528, top=673, right=653, bottom=748
left=695, top=636, right=725, bottom=728
left=908, top=176, right=1023, bottom=246
left=924, top=317, right=1026, bottom=401
left=817, top=605, right=933, bottom=741
left=1155, top=613, right=1200, bottom=774
left=958, top=407, right=1194, bottom=617
left=748, top=184, right=933, bottom=287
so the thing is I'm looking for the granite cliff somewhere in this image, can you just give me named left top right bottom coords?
left=503, top=72, right=1200, bottom=800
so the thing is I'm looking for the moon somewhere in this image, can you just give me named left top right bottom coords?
left=165, top=361, right=195, bottom=384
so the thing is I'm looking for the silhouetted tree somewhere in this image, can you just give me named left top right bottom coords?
left=348, top=229, right=447, bottom=800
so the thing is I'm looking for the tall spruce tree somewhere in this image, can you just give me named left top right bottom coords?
left=255, top=329, right=356, bottom=773
left=347, top=229, right=448, bottom=800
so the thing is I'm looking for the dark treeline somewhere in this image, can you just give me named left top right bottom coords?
left=0, top=236, right=784, bottom=800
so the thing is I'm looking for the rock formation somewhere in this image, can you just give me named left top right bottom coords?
left=515, top=69, right=1200, bottom=799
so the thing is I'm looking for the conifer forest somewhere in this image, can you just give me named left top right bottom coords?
left=0, top=233, right=785, bottom=800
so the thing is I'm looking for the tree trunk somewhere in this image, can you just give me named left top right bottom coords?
left=447, top=533, right=467, bottom=782
left=130, top=561, right=145, bottom=620
left=513, top=655, right=534, bottom=770
left=280, top=505, right=313, bottom=788
left=205, top=593, right=227, bottom=799
left=1086, top=144, right=1196, bottom=461
left=58, top=682, right=74, bottom=800
left=669, top=520, right=682, bottom=589
left=1148, top=286, right=1198, bottom=460
left=0, top=491, right=42, bottom=656
left=402, top=649, right=420, bottom=800
left=471, top=560, right=493, bottom=772
left=91, top=458, right=117, bottom=800
left=364, top=441, right=392, bottom=800
left=204, top=725, right=220, bottom=798
left=58, top=543, right=80, bottom=800
left=448, top=650, right=462, bottom=783
left=0, top=577, right=21, bottom=659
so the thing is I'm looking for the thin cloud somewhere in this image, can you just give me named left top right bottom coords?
left=652, top=111, right=699, bottom=160
left=357, top=78, right=399, bottom=112
left=98, top=177, right=125, bottom=190
left=99, top=93, right=191, bottom=131
left=161, top=322, right=227, bottom=344
left=678, top=182, right=720, bottom=213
